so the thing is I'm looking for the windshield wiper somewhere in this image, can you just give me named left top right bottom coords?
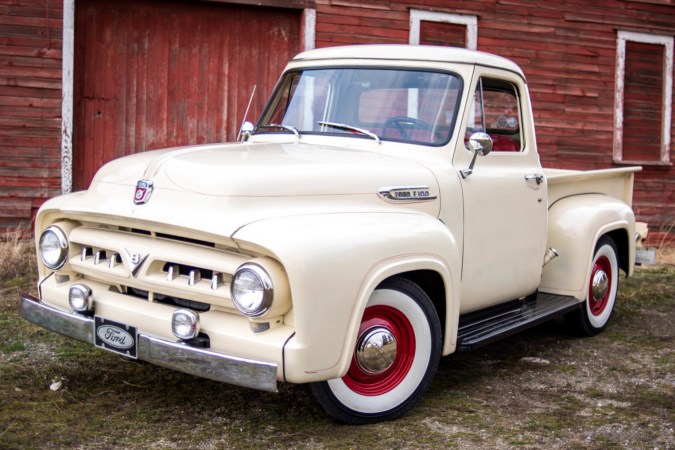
left=318, top=121, right=381, bottom=145
left=257, top=123, right=301, bottom=139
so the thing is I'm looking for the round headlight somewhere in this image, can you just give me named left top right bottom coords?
left=39, top=226, right=69, bottom=270
left=230, top=264, right=273, bottom=317
left=172, top=309, right=200, bottom=340
left=69, top=284, right=93, bottom=313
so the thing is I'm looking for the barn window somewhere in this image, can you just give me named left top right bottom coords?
left=613, top=31, right=673, bottom=165
left=409, top=10, right=477, bottom=50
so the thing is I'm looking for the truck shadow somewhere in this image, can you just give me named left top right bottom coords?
left=432, top=317, right=578, bottom=392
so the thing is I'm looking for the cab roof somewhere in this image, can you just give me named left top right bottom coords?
left=292, top=44, right=525, bottom=79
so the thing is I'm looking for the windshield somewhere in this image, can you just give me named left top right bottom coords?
left=257, top=68, right=463, bottom=146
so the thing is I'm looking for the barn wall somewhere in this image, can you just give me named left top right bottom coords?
left=71, top=0, right=302, bottom=189
left=0, top=0, right=673, bottom=244
left=314, top=0, right=675, bottom=243
left=0, top=0, right=63, bottom=235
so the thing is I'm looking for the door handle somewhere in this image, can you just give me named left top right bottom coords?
left=524, top=174, right=544, bottom=185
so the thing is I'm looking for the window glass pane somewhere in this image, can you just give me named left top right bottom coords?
left=265, top=73, right=331, bottom=130
left=258, top=68, right=463, bottom=146
left=465, top=79, right=522, bottom=152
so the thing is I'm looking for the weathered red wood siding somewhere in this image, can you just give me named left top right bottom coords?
left=0, top=0, right=62, bottom=234
left=315, top=0, right=675, bottom=243
left=420, top=21, right=466, bottom=48
left=1, top=0, right=673, bottom=244
left=73, top=0, right=301, bottom=189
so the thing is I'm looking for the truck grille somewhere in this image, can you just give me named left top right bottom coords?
left=66, top=225, right=249, bottom=312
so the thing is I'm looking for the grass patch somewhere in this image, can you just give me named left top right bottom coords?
left=0, top=230, right=37, bottom=292
left=1, top=238, right=673, bottom=448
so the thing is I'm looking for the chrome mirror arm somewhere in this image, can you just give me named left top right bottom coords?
left=460, top=151, right=479, bottom=178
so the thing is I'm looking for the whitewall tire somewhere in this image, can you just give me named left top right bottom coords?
left=566, top=236, right=619, bottom=336
left=309, top=277, right=441, bottom=424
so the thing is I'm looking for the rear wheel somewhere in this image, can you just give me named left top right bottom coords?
left=566, top=236, right=619, bottom=336
left=309, top=277, right=441, bottom=424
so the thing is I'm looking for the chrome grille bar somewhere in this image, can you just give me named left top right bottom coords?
left=66, top=226, right=247, bottom=311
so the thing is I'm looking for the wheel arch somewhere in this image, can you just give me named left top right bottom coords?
left=396, top=269, right=447, bottom=343
left=540, top=194, right=635, bottom=299
left=604, top=227, right=631, bottom=275
left=336, top=255, right=461, bottom=381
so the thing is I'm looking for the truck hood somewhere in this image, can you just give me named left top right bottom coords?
left=59, top=141, right=440, bottom=239
left=93, top=141, right=438, bottom=196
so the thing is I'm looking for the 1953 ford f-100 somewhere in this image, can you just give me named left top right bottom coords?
left=20, top=45, right=641, bottom=424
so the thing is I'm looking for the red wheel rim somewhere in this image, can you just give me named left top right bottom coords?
left=343, top=305, right=415, bottom=396
left=588, top=255, right=612, bottom=316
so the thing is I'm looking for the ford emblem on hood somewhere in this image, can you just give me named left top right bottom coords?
left=134, top=179, right=154, bottom=205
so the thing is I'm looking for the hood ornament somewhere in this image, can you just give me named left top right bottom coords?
left=134, top=180, right=154, bottom=205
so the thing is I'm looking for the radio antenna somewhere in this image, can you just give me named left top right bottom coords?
left=238, top=85, right=257, bottom=142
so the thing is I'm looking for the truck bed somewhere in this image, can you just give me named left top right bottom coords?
left=544, top=166, right=642, bottom=207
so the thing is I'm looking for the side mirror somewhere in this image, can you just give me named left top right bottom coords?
left=461, top=132, right=493, bottom=178
left=238, top=121, right=255, bottom=142
left=467, top=132, right=493, bottom=156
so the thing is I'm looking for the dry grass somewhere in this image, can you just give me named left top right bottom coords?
left=0, top=230, right=36, bottom=292
left=657, top=246, right=675, bottom=266
left=1, top=265, right=672, bottom=449
left=0, top=231, right=673, bottom=448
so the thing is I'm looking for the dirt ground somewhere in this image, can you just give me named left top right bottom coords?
left=0, top=245, right=673, bottom=448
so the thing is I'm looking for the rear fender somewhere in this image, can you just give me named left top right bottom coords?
left=540, top=194, right=635, bottom=299
left=232, top=212, right=461, bottom=384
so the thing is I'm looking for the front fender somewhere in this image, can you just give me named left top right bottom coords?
left=540, top=194, right=635, bottom=299
left=232, top=212, right=461, bottom=384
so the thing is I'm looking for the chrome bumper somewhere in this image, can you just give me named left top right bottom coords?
left=18, top=293, right=278, bottom=392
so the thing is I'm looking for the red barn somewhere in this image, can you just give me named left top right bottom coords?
left=1, top=0, right=673, bottom=244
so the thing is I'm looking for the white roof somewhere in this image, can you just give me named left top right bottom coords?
left=293, top=44, right=525, bottom=78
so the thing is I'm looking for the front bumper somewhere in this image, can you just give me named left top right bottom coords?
left=19, top=293, right=278, bottom=392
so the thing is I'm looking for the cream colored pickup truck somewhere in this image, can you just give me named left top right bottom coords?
left=20, top=45, right=641, bottom=424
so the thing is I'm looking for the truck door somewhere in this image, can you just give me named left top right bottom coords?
left=454, top=71, right=548, bottom=313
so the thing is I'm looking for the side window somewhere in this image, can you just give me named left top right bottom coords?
left=467, top=78, right=522, bottom=152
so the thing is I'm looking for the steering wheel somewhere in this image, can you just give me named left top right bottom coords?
left=381, top=116, right=444, bottom=142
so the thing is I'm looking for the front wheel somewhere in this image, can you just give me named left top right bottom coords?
left=566, top=236, right=619, bottom=336
left=309, top=277, right=441, bottom=424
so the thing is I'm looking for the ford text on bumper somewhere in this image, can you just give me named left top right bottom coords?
left=19, top=293, right=278, bottom=392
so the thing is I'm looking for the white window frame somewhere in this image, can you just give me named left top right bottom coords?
left=614, top=31, right=673, bottom=165
left=409, top=9, right=477, bottom=50
left=62, top=0, right=75, bottom=194
left=302, top=8, right=316, bottom=52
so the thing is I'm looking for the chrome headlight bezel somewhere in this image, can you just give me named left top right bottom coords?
left=230, top=263, right=274, bottom=317
left=172, top=309, right=201, bottom=340
left=39, top=225, right=69, bottom=270
left=69, top=284, right=93, bottom=313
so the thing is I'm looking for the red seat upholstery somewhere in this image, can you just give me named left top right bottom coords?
left=491, top=135, right=520, bottom=152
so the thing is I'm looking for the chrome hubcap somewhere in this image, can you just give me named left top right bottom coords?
left=591, top=269, right=609, bottom=301
left=355, top=327, right=397, bottom=374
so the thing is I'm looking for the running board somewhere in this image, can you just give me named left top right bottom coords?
left=456, top=293, right=582, bottom=352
